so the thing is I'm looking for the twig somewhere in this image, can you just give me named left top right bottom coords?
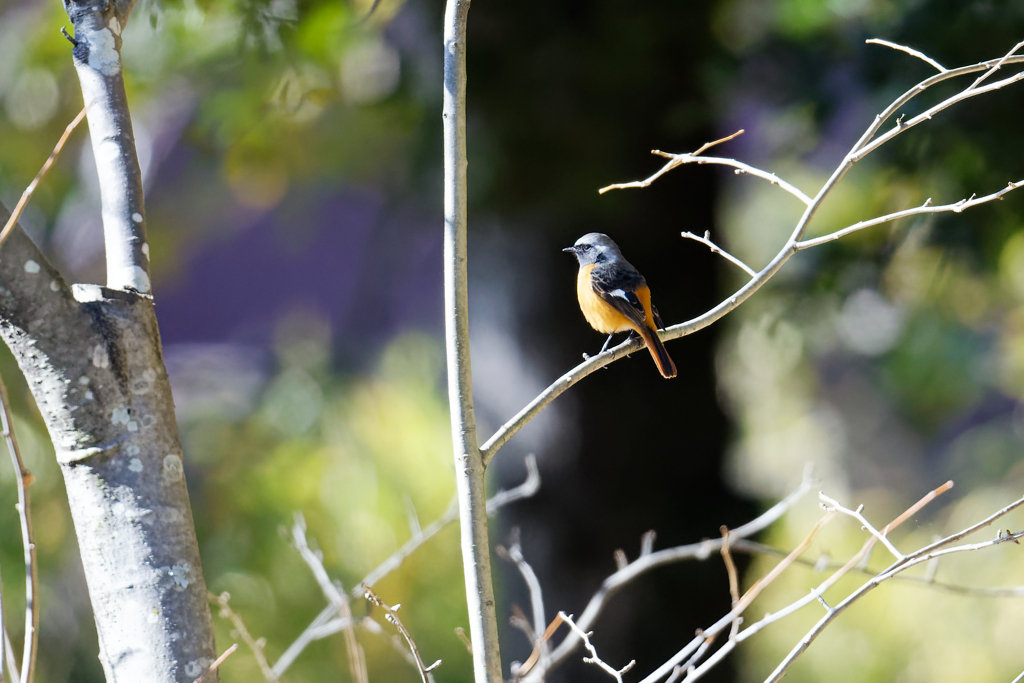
left=765, top=523, right=1024, bottom=683
left=358, top=453, right=539, bottom=596
left=682, top=231, right=756, bottom=277
left=290, top=513, right=367, bottom=683
left=632, top=479, right=956, bottom=683
left=720, top=527, right=741, bottom=641
left=819, top=493, right=904, bottom=560
left=559, top=612, right=634, bottom=682
left=3, top=630, right=18, bottom=683
left=0, top=107, right=87, bottom=251
left=273, top=456, right=540, bottom=676
left=209, top=592, right=278, bottom=682
left=364, top=585, right=440, bottom=683
left=865, top=39, right=947, bottom=72
left=497, top=530, right=548, bottom=667
left=0, top=374, right=37, bottom=683
left=726, top=538, right=1024, bottom=596
left=192, top=643, right=238, bottom=683
left=795, top=184, right=1023, bottom=249
left=479, top=49, right=1024, bottom=470
left=520, top=471, right=814, bottom=681
left=516, top=613, right=566, bottom=678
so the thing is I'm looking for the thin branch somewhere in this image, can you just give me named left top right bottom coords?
left=719, top=527, right=741, bottom=641
left=497, top=530, right=548, bottom=665
left=290, top=513, right=367, bottom=683
left=0, top=374, right=38, bottom=683
left=795, top=182, right=1024, bottom=250
left=3, top=630, right=17, bottom=683
left=681, top=231, right=756, bottom=277
left=364, top=585, right=441, bottom=683
left=727, top=538, right=1024, bottom=597
left=358, top=453, right=539, bottom=596
left=765, top=526, right=1024, bottom=683
left=521, top=471, right=814, bottom=681
left=192, top=643, right=238, bottom=683
left=516, top=613, right=566, bottom=679
left=819, top=493, right=904, bottom=561
left=598, top=131, right=747, bottom=194
left=209, top=592, right=278, bottom=682
left=599, top=147, right=814, bottom=206
left=865, top=39, right=947, bottom=72
left=965, top=39, right=1024, bottom=92
left=0, top=107, right=87, bottom=251
left=632, top=479, right=955, bottom=683
left=559, top=612, right=634, bottom=683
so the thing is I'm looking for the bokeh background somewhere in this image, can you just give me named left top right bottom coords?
left=1, top=0, right=1024, bottom=681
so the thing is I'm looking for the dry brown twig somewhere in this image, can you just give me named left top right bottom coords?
left=363, top=585, right=440, bottom=683
left=719, top=527, right=741, bottom=642
left=0, top=373, right=38, bottom=683
left=192, top=643, right=238, bottom=683
left=0, top=107, right=87, bottom=250
left=209, top=592, right=278, bottom=682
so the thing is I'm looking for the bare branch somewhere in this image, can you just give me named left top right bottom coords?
left=765, top=522, right=1024, bottom=683
left=480, top=50, right=1024, bottom=469
left=192, top=643, right=238, bottom=683
left=819, top=493, right=904, bottom=560
left=865, top=39, right=947, bottom=72
left=290, top=513, right=367, bottom=683
left=559, top=612, right=635, bottom=683
left=359, top=454, right=539, bottom=595
left=0, top=373, right=38, bottom=683
left=682, top=231, right=756, bottom=277
left=4, top=629, right=18, bottom=683
left=600, top=148, right=813, bottom=206
left=209, top=592, right=278, bottom=682
left=796, top=182, right=1024, bottom=250
left=522, top=471, right=814, bottom=681
left=497, top=531, right=547, bottom=660
left=364, top=585, right=441, bottom=683
left=719, top=527, right=741, bottom=642
left=0, top=107, right=87, bottom=251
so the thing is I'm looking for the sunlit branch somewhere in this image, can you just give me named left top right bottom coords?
left=273, top=456, right=539, bottom=676
left=681, top=231, right=756, bottom=277
left=210, top=592, right=278, bottom=682
left=364, top=586, right=441, bottom=683
left=192, top=643, right=238, bottom=683
left=480, top=46, right=1024, bottom=470
left=290, top=514, right=367, bottom=683
left=0, top=374, right=37, bottom=683
left=819, top=493, right=904, bottom=561
left=0, top=107, right=87, bottom=251
left=632, top=482, right=953, bottom=683
left=795, top=181, right=1024, bottom=249
left=765, top=519, right=1024, bottom=683
left=497, top=531, right=549, bottom=670
left=559, top=612, right=635, bottom=682
left=520, top=471, right=814, bottom=682
left=865, top=39, right=947, bottom=72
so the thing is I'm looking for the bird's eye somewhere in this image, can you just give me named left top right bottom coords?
left=581, top=244, right=591, bottom=252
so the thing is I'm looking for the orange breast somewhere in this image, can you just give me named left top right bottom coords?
left=577, top=264, right=636, bottom=334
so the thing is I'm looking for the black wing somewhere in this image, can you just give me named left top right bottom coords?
left=591, top=262, right=648, bottom=328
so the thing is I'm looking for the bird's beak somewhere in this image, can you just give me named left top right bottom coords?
left=562, top=246, right=578, bottom=253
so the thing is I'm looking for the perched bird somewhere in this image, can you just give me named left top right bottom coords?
left=563, top=233, right=677, bottom=378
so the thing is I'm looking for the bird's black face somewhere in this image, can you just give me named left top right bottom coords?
left=563, top=232, right=621, bottom=267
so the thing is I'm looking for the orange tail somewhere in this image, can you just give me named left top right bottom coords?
left=637, top=325, right=677, bottom=378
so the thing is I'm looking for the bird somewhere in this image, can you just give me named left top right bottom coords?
left=563, top=232, right=677, bottom=378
